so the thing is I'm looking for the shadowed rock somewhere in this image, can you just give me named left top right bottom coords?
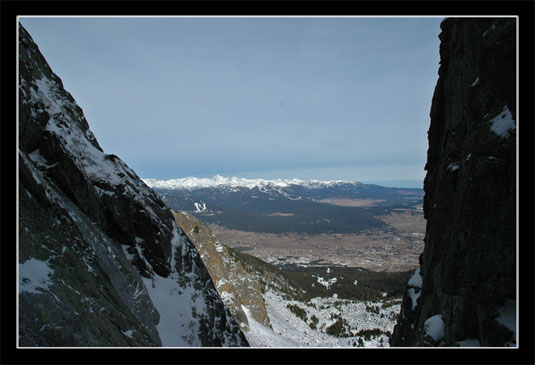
left=390, top=18, right=516, bottom=347
left=18, top=23, right=248, bottom=347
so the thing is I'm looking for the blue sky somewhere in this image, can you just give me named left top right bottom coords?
left=19, top=17, right=443, bottom=188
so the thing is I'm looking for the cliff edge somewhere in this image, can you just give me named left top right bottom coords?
left=18, top=23, right=248, bottom=347
left=390, top=18, right=516, bottom=347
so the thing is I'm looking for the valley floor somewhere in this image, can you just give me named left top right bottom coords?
left=209, top=207, right=424, bottom=272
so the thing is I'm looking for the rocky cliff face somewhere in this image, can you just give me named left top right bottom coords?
left=18, top=24, right=248, bottom=347
left=390, top=18, right=516, bottom=347
left=172, top=211, right=271, bottom=332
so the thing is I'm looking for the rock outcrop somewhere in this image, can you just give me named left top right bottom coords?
left=18, top=23, right=248, bottom=347
left=172, top=211, right=271, bottom=332
left=390, top=18, right=516, bottom=347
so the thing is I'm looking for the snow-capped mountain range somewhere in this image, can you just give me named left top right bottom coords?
left=143, top=175, right=358, bottom=191
left=144, top=174, right=423, bottom=236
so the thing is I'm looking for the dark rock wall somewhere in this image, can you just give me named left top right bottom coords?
left=19, top=24, right=173, bottom=278
left=390, top=18, right=516, bottom=347
left=18, top=24, right=247, bottom=347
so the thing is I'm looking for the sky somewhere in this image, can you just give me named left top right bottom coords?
left=19, top=16, right=443, bottom=188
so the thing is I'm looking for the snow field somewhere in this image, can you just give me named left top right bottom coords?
left=242, top=289, right=400, bottom=347
left=138, top=222, right=212, bottom=346
left=141, top=274, right=204, bottom=347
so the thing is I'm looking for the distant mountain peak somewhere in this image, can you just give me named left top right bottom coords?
left=143, top=175, right=359, bottom=190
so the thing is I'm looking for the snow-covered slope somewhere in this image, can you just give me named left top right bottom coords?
left=246, top=289, right=400, bottom=347
left=18, top=24, right=247, bottom=347
left=171, top=212, right=402, bottom=347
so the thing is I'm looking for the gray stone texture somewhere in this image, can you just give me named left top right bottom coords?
left=390, top=18, right=516, bottom=347
left=18, top=24, right=247, bottom=347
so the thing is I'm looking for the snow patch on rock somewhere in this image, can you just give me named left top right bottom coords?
left=19, top=258, right=54, bottom=294
left=407, top=288, right=421, bottom=310
left=489, top=105, right=515, bottom=138
left=424, top=314, right=444, bottom=342
left=456, top=338, right=481, bottom=347
left=407, top=267, right=423, bottom=288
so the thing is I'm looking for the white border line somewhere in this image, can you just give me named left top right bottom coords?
left=515, top=14, right=519, bottom=349
left=15, top=15, right=520, bottom=350
left=18, top=15, right=516, bottom=19
left=16, top=18, right=20, bottom=350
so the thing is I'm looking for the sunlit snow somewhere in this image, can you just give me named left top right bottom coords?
left=241, top=289, right=398, bottom=347
left=315, top=276, right=337, bottom=290
left=194, top=202, right=207, bottom=212
left=143, top=175, right=358, bottom=191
